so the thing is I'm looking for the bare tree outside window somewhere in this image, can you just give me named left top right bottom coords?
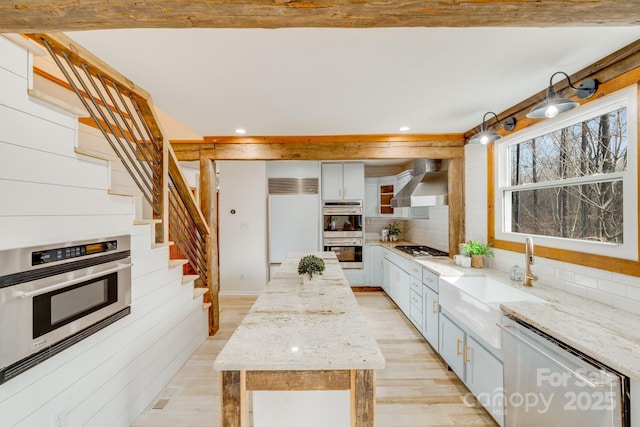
left=508, top=107, right=627, bottom=244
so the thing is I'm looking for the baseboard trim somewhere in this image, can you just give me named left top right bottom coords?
left=350, top=286, right=383, bottom=292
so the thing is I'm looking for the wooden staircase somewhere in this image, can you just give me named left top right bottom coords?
left=25, top=33, right=220, bottom=335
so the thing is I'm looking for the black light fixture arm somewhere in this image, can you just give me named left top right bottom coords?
left=481, top=111, right=516, bottom=132
left=548, top=71, right=599, bottom=99
left=549, top=71, right=578, bottom=90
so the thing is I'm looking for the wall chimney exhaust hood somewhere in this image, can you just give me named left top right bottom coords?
left=390, top=159, right=448, bottom=207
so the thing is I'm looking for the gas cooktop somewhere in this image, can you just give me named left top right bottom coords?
left=394, top=245, right=449, bottom=258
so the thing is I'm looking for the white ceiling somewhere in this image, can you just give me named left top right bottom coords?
left=66, top=27, right=640, bottom=137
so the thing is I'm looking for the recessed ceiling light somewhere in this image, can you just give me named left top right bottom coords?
left=235, top=128, right=246, bottom=134
left=399, top=126, right=410, bottom=132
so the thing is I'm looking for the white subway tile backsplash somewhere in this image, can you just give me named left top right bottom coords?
left=597, top=279, right=628, bottom=297
left=574, top=274, right=599, bottom=289
left=563, top=282, right=588, bottom=298
left=555, top=269, right=575, bottom=283
left=627, top=286, right=640, bottom=302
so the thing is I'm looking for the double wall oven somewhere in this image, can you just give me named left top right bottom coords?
left=0, top=235, right=132, bottom=384
left=322, top=201, right=363, bottom=268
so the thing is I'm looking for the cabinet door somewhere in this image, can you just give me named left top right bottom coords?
left=423, top=285, right=439, bottom=351
left=342, top=163, right=364, bottom=200
left=371, top=245, right=382, bottom=286
left=439, top=314, right=465, bottom=380
left=378, top=177, right=395, bottom=216
left=382, top=257, right=391, bottom=294
left=465, top=335, right=505, bottom=426
left=364, top=178, right=378, bottom=218
left=321, top=163, right=343, bottom=200
left=394, top=265, right=411, bottom=316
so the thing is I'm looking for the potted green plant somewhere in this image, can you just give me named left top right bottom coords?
left=388, top=220, right=401, bottom=242
left=297, top=255, right=326, bottom=284
left=460, top=240, right=493, bottom=268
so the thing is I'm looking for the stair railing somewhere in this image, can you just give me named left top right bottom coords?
left=29, top=33, right=214, bottom=332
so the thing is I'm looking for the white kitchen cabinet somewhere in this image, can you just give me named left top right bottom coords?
left=321, top=162, right=364, bottom=200
left=390, top=262, right=411, bottom=315
left=409, top=275, right=423, bottom=330
left=439, top=313, right=466, bottom=380
left=364, top=244, right=383, bottom=286
left=364, top=177, right=378, bottom=218
left=382, top=256, right=391, bottom=294
left=465, top=335, right=505, bottom=426
left=343, top=268, right=365, bottom=286
left=440, top=310, right=505, bottom=427
left=422, top=268, right=439, bottom=351
left=377, top=176, right=396, bottom=216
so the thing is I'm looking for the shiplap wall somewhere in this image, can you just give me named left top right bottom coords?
left=0, top=36, right=208, bottom=425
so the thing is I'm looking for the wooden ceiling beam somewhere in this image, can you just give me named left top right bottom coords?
left=2, top=1, right=640, bottom=32
left=171, top=135, right=465, bottom=161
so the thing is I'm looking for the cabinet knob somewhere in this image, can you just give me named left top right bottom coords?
left=464, top=345, right=471, bottom=364
left=432, top=300, right=439, bottom=314
left=456, top=339, right=462, bottom=356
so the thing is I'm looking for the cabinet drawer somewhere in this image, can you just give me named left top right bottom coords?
left=409, top=276, right=422, bottom=295
left=410, top=287, right=422, bottom=311
left=409, top=300, right=423, bottom=329
left=422, top=268, right=439, bottom=292
left=409, top=261, right=422, bottom=280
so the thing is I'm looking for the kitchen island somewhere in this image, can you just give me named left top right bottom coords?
left=213, top=252, right=385, bottom=427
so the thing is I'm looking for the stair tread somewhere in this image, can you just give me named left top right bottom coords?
left=134, top=219, right=163, bottom=225
left=169, top=259, right=188, bottom=269
left=202, top=302, right=212, bottom=311
left=193, top=287, right=208, bottom=299
left=182, top=274, right=200, bottom=285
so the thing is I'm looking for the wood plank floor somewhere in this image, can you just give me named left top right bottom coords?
left=132, top=292, right=497, bottom=427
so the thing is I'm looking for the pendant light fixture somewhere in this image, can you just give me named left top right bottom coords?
left=469, top=111, right=517, bottom=145
left=527, top=71, right=599, bottom=119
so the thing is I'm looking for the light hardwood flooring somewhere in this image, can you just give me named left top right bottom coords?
left=132, top=292, right=497, bottom=427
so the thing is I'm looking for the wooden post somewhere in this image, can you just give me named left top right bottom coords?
left=221, top=370, right=247, bottom=427
left=351, top=370, right=375, bottom=427
left=200, top=158, right=220, bottom=335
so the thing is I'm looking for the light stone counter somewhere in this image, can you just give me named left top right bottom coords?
left=213, top=252, right=385, bottom=371
left=368, top=240, right=640, bottom=381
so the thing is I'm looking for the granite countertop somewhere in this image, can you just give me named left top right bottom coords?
left=368, top=239, right=640, bottom=381
left=213, top=252, right=385, bottom=372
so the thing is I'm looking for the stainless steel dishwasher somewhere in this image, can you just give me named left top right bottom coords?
left=500, top=316, right=630, bottom=427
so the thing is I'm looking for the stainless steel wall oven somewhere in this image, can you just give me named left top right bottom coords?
left=0, top=235, right=131, bottom=384
left=322, top=201, right=363, bottom=268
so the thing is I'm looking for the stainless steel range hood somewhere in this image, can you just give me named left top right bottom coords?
left=390, top=159, right=448, bottom=207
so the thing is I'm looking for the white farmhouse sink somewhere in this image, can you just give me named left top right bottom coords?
left=439, top=276, right=547, bottom=349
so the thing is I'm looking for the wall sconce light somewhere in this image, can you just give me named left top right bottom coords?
left=469, top=112, right=517, bottom=145
left=526, top=71, right=599, bottom=119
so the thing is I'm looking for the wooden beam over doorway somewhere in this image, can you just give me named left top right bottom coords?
left=171, top=134, right=465, bottom=161
left=1, top=1, right=639, bottom=32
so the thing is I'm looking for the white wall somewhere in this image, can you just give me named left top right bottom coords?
left=218, top=160, right=268, bottom=294
left=464, top=142, right=640, bottom=316
left=0, top=36, right=207, bottom=425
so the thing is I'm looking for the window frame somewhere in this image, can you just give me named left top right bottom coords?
left=493, top=86, right=638, bottom=262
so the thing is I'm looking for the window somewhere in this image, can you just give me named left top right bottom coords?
left=495, top=87, right=637, bottom=260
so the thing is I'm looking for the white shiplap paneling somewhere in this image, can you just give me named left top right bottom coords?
left=0, top=34, right=208, bottom=426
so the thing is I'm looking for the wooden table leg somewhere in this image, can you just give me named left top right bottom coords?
left=351, top=369, right=375, bottom=427
left=222, top=370, right=247, bottom=427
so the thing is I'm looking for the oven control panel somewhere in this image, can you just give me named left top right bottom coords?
left=31, top=240, right=118, bottom=265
